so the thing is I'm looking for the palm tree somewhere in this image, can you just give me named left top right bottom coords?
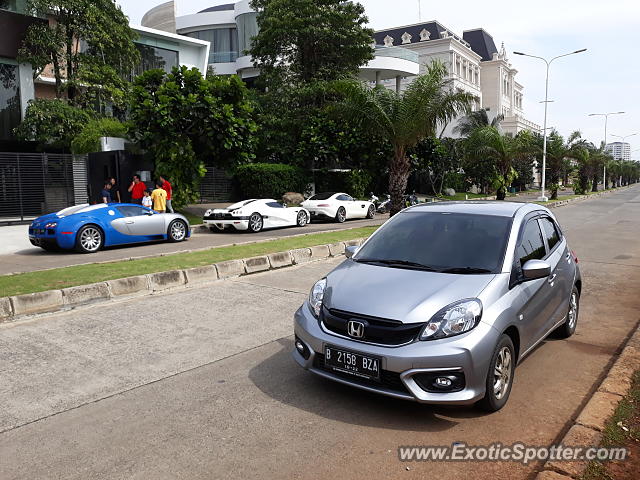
left=543, top=130, right=583, bottom=199
left=334, top=60, right=475, bottom=215
left=453, top=108, right=504, bottom=137
left=465, top=127, right=532, bottom=200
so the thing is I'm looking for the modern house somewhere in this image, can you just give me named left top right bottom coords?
left=142, top=0, right=420, bottom=90
left=374, top=23, right=541, bottom=137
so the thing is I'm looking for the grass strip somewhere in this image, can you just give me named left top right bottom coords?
left=0, top=226, right=378, bottom=297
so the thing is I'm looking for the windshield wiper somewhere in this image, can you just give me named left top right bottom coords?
left=439, top=267, right=493, bottom=274
left=355, top=258, right=440, bottom=271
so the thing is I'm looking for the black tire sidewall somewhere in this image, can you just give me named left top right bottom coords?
left=479, top=335, right=515, bottom=412
left=559, top=287, right=580, bottom=338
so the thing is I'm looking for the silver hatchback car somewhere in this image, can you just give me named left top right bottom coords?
left=293, top=202, right=581, bottom=411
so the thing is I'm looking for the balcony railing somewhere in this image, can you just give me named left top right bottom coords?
left=373, top=45, right=419, bottom=63
left=210, top=51, right=239, bottom=64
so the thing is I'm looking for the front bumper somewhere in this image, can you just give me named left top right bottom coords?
left=293, top=303, right=499, bottom=405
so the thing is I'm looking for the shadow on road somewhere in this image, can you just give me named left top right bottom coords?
left=249, top=338, right=492, bottom=432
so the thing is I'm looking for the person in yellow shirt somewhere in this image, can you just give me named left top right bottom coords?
left=151, top=180, right=167, bottom=213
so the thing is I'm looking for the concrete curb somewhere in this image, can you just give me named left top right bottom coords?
left=535, top=321, right=640, bottom=480
left=0, top=237, right=367, bottom=324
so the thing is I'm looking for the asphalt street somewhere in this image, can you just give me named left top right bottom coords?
left=1, top=186, right=639, bottom=479
left=0, top=216, right=385, bottom=275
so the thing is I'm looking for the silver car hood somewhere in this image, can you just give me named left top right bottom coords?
left=323, top=260, right=497, bottom=324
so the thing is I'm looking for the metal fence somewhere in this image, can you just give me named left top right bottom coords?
left=0, top=152, right=88, bottom=224
left=199, top=165, right=233, bottom=203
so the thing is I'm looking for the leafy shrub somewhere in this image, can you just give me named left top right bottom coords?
left=312, top=169, right=372, bottom=198
left=71, top=117, right=128, bottom=154
left=235, top=163, right=309, bottom=199
left=14, top=99, right=92, bottom=149
left=348, top=169, right=372, bottom=198
left=443, top=171, right=468, bottom=193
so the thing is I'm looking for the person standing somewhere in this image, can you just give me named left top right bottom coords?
left=142, top=189, right=153, bottom=208
left=109, top=177, right=121, bottom=203
left=151, top=180, right=167, bottom=213
left=159, top=175, right=173, bottom=213
left=100, top=182, right=112, bottom=204
left=128, top=175, right=146, bottom=205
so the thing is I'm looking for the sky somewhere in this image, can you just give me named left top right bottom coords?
left=117, top=0, right=640, bottom=159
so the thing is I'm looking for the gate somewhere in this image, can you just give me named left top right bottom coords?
left=0, top=152, right=88, bottom=224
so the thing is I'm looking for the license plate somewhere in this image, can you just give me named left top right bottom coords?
left=324, top=345, right=381, bottom=381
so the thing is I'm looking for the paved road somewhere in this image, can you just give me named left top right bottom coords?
left=1, top=186, right=639, bottom=479
left=0, top=217, right=385, bottom=275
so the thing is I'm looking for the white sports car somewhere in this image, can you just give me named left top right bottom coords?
left=203, top=199, right=310, bottom=233
left=301, top=192, right=375, bottom=223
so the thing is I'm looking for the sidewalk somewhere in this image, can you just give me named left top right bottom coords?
left=0, top=225, right=32, bottom=255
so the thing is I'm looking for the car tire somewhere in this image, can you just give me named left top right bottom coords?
left=296, top=211, right=308, bottom=227
left=75, top=225, right=104, bottom=254
left=168, top=219, right=188, bottom=242
left=557, top=286, right=579, bottom=338
left=248, top=212, right=263, bottom=233
left=477, top=334, right=515, bottom=412
left=335, top=207, right=346, bottom=223
left=366, top=204, right=375, bottom=219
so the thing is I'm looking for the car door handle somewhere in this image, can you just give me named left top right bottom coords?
left=565, top=252, right=571, bottom=260
left=125, top=220, right=134, bottom=224
left=548, top=273, right=557, bottom=285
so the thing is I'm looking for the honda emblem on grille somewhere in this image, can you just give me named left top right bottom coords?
left=347, top=320, right=365, bottom=338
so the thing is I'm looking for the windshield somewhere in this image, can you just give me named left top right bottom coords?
left=355, top=212, right=512, bottom=273
left=309, top=192, right=336, bottom=200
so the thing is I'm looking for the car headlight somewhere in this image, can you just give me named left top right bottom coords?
left=419, top=299, right=482, bottom=341
left=204, top=209, right=212, bottom=216
left=233, top=210, right=243, bottom=216
left=45, top=222, right=57, bottom=228
left=308, top=278, right=327, bottom=318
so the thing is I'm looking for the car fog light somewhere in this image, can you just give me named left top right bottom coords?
left=435, top=377, right=452, bottom=388
left=294, top=336, right=310, bottom=360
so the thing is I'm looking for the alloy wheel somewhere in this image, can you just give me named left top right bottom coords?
left=337, top=208, right=346, bottom=223
left=568, top=291, right=578, bottom=330
left=80, top=227, right=101, bottom=252
left=250, top=214, right=263, bottom=232
left=297, top=211, right=307, bottom=226
left=171, top=221, right=186, bottom=241
left=493, top=346, right=512, bottom=400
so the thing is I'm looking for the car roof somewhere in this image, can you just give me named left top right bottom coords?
left=404, top=201, right=543, bottom=217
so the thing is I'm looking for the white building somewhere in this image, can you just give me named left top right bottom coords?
left=606, top=142, right=631, bottom=161
left=374, top=23, right=540, bottom=137
left=142, top=1, right=419, bottom=88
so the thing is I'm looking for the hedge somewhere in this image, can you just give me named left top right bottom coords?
left=235, top=163, right=309, bottom=199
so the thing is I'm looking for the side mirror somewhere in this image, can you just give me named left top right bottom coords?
left=345, top=245, right=359, bottom=259
left=522, top=259, right=551, bottom=281
left=145, top=210, right=155, bottom=215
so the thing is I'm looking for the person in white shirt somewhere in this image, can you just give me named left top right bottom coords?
left=142, top=189, right=152, bottom=208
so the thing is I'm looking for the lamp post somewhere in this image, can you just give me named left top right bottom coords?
left=588, top=112, right=625, bottom=189
left=514, top=49, right=587, bottom=201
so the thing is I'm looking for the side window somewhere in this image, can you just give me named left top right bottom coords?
left=336, top=195, right=349, bottom=201
left=117, top=206, right=147, bottom=217
left=517, top=220, right=546, bottom=266
left=266, top=202, right=284, bottom=209
left=539, top=217, right=561, bottom=251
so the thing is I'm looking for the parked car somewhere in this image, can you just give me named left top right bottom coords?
left=301, top=192, right=375, bottom=222
left=293, top=202, right=581, bottom=411
left=203, top=199, right=310, bottom=233
left=29, top=203, right=190, bottom=253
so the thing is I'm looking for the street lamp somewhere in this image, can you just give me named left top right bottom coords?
left=588, top=112, right=625, bottom=188
left=514, top=48, right=587, bottom=201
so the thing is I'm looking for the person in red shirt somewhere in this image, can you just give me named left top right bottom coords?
left=159, top=175, right=174, bottom=213
left=127, top=175, right=146, bottom=205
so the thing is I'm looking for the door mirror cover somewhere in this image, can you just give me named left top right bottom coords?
left=522, top=259, right=551, bottom=281
left=345, top=245, right=359, bottom=259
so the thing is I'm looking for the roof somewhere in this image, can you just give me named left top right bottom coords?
left=462, top=29, right=498, bottom=61
left=403, top=201, right=532, bottom=217
left=373, top=21, right=451, bottom=46
left=199, top=4, right=235, bottom=13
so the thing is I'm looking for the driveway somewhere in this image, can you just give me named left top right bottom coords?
left=0, top=186, right=639, bottom=479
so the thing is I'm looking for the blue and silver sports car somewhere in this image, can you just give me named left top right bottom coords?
left=29, top=203, right=191, bottom=253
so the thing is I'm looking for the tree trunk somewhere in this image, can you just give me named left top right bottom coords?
left=592, top=174, right=599, bottom=192
left=389, top=146, right=410, bottom=216
left=496, top=188, right=506, bottom=200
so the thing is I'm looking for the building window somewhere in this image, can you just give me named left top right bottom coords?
left=185, top=28, right=239, bottom=64
left=0, top=62, right=21, bottom=141
left=134, top=44, right=179, bottom=75
left=237, top=12, right=258, bottom=55
left=0, top=0, right=18, bottom=12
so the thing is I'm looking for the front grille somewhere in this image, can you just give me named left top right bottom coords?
left=321, top=307, right=425, bottom=346
left=313, top=353, right=409, bottom=394
left=204, top=212, right=233, bottom=220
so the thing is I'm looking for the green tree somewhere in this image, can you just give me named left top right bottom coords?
left=70, top=117, right=127, bottom=154
left=410, top=137, right=460, bottom=196
left=465, top=127, right=532, bottom=200
left=128, top=67, right=257, bottom=208
left=18, top=0, right=139, bottom=109
left=14, top=98, right=92, bottom=149
left=334, top=60, right=474, bottom=215
left=250, top=0, right=374, bottom=85
left=453, top=108, right=504, bottom=137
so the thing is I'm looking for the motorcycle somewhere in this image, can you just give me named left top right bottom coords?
left=376, top=194, right=391, bottom=214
